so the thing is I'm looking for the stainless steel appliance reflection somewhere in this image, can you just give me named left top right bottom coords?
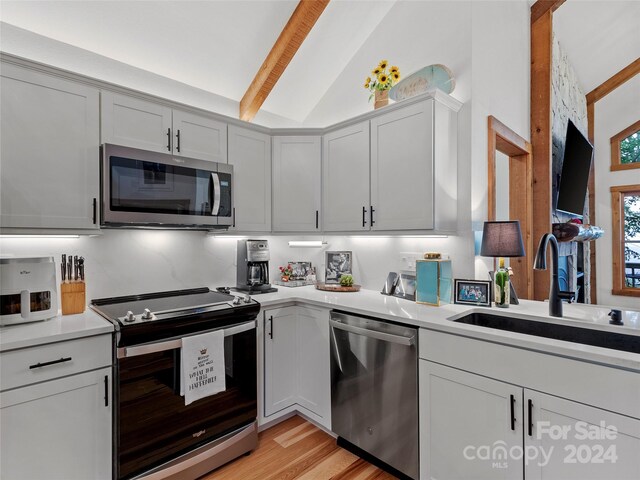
left=330, top=310, right=418, bottom=479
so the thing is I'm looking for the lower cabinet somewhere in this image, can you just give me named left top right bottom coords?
left=420, top=361, right=640, bottom=480
left=262, top=305, right=330, bottom=429
left=0, top=367, right=112, bottom=480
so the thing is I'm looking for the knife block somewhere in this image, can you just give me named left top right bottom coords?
left=61, top=281, right=86, bottom=315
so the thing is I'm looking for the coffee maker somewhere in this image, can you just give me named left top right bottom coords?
left=236, top=240, right=277, bottom=294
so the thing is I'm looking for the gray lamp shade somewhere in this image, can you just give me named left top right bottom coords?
left=480, top=221, right=525, bottom=257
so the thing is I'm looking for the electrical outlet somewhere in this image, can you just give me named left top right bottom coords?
left=398, top=252, right=422, bottom=271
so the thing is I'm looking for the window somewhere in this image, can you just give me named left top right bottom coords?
left=610, top=120, right=640, bottom=171
left=611, top=185, right=640, bottom=296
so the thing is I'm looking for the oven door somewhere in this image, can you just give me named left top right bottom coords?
left=115, top=320, right=256, bottom=480
left=101, top=144, right=232, bottom=228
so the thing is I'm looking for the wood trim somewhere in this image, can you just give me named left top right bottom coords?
left=530, top=9, right=554, bottom=300
left=487, top=116, right=534, bottom=299
left=530, top=0, right=566, bottom=24
left=610, top=184, right=640, bottom=298
left=610, top=119, right=640, bottom=171
left=586, top=102, right=597, bottom=303
left=239, top=0, right=330, bottom=122
left=586, top=58, right=640, bottom=105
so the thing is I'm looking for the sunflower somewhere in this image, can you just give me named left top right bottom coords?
left=365, top=76, right=371, bottom=84
left=390, top=66, right=399, bottom=74
left=392, top=72, right=400, bottom=81
left=378, top=74, right=389, bottom=84
left=372, top=67, right=381, bottom=75
left=364, top=82, right=370, bottom=89
left=379, top=60, right=388, bottom=69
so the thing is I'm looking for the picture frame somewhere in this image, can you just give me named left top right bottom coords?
left=325, top=251, right=352, bottom=284
left=393, top=273, right=416, bottom=301
left=288, top=261, right=312, bottom=281
left=454, top=279, right=492, bottom=306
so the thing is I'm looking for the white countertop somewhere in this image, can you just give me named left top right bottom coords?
left=0, top=309, right=114, bottom=352
left=240, top=285, right=640, bottom=372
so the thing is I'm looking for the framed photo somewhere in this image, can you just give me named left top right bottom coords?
left=454, top=279, right=491, bottom=306
left=393, top=273, right=416, bottom=301
left=325, top=251, right=352, bottom=284
left=288, top=261, right=312, bottom=281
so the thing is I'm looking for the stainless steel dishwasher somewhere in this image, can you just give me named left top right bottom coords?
left=330, top=310, right=418, bottom=480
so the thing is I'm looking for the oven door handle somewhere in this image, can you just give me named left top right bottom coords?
left=117, top=320, right=255, bottom=359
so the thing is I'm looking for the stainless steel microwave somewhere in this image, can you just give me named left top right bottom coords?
left=101, top=144, right=232, bottom=229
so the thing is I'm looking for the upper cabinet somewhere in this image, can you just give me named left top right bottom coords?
left=101, top=91, right=227, bottom=162
left=272, top=136, right=321, bottom=232
left=0, top=63, right=100, bottom=231
left=228, top=126, right=271, bottom=232
left=323, top=122, right=370, bottom=232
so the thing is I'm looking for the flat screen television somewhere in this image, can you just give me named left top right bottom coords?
left=556, top=119, right=594, bottom=218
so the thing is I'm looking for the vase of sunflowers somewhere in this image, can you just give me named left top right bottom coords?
left=365, top=60, right=400, bottom=109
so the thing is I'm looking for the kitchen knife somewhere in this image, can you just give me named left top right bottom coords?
left=73, top=255, right=78, bottom=281
left=61, top=254, right=66, bottom=282
left=78, top=257, right=85, bottom=281
left=67, top=256, right=72, bottom=282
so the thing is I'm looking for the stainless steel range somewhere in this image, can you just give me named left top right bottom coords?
left=91, top=287, right=260, bottom=480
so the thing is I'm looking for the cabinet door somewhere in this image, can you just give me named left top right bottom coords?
left=227, top=126, right=271, bottom=231
left=525, top=390, right=640, bottom=480
left=420, top=361, right=523, bottom=480
left=101, top=91, right=172, bottom=153
left=0, top=367, right=112, bottom=480
left=371, top=100, right=434, bottom=230
left=263, top=307, right=298, bottom=417
left=172, top=110, right=227, bottom=162
left=296, top=306, right=331, bottom=429
left=272, top=136, right=321, bottom=232
left=322, top=122, right=371, bottom=231
left=0, top=64, right=100, bottom=230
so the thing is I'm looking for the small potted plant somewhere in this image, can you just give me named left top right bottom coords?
left=279, top=264, right=293, bottom=282
left=365, top=60, right=401, bottom=109
left=339, top=274, right=354, bottom=287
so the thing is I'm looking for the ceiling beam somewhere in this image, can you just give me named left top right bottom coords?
left=586, top=57, right=640, bottom=105
left=530, top=0, right=566, bottom=24
left=239, top=0, right=330, bottom=122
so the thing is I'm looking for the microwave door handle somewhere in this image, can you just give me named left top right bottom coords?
left=20, top=289, right=31, bottom=319
left=211, top=172, right=221, bottom=215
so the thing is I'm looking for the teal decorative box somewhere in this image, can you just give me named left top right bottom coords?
left=416, top=259, right=452, bottom=306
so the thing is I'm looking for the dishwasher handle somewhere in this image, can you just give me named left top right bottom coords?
left=329, top=318, right=415, bottom=346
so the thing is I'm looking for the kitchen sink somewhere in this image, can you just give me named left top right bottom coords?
left=451, top=312, right=640, bottom=354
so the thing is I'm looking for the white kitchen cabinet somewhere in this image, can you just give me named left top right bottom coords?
left=172, top=109, right=227, bottom=162
left=263, top=307, right=298, bottom=416
left=101, top=91, right=172, bottom=153
left=420, top=361, right=523, bottom=480
left=322, top=122, right=371, bottom=231
left=272, top=136, right=321, bottom=232
left=526, top=390, right=640, bottom=480
left=262, top=306, right=330, bottom=429
left=0, top=63, right=100, bottom=231
left=101, top=91, right=227, bottom=162
left=0, top=368, right=112, bottom=480
left=227, top=126, right=271, bottom=231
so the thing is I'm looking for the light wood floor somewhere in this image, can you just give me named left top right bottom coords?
left=204, top=415, right=398, bottom=480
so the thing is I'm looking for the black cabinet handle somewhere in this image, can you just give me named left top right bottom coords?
left=510, top=394, right=516, bottom=431
left=166, top=128, right=171, bottom=151
left=362, top=206, right=367, bottom=227
left=176, top=129, right=181, bottom=152
left=104, top=375, right=109, bottom=407
left=315, top=210, right=319, bottom=229
left=370, top=205, right=376, bottom=226
left=92, top=198, right=97, bottom=224
left=268, top=316, right=274, bottom=339
left=29, top=357, right=72, bottom=369
left=232, top=207, right=236, bottom=228
left=528, top=399, right=533, bottom=436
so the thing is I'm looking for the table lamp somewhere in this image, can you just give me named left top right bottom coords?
left=480, top=221, right=525, bottom=308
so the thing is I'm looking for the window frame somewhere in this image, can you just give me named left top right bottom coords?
left=610, top=119, right=640, bottom=172
left=610, top=184, right=640, bottom=297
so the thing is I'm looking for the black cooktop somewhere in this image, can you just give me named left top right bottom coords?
left=91, top=287, right=260, bottom=347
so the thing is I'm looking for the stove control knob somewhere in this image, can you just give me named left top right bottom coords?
left=142, top=308, right=152, bottom=320
left=232, top=296, right=242, bottom=305
left=125, top=311, right=136, bottom=323
left=243, top=294, right=252, bottom=304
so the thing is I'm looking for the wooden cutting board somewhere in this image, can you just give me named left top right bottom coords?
left=315, top=283, right=361, bottom=292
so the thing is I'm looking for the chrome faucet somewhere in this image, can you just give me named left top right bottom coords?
left=533, top=233, right=563, bottom=317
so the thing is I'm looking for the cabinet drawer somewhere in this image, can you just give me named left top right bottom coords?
left=1, top=334, right=111, bottom=391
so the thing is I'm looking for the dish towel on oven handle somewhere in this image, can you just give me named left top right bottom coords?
left=180, top=329, right=226, bottom=406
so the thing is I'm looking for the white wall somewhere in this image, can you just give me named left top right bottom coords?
left=593, top=75, right=640, bottom=309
